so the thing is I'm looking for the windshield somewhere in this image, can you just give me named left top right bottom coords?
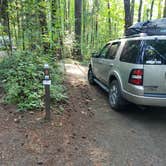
left=143, top=40, right=166, bottom=65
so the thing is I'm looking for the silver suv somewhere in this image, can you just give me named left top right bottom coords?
left=88, top=34, right=166, bottom=110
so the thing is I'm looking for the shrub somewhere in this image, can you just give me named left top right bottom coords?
left=0, top=51, right=66, bottom=111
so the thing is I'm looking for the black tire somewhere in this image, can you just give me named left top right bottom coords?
left=88, top=68, right=95, bottom=85
left=109, top=80, right=127, bottom=111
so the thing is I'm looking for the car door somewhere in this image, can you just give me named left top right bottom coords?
left=92, top=44, right=111, bottom=80
left=99, top=42, right=121, bottom=84
left=143, top=39, right=166, bottom=95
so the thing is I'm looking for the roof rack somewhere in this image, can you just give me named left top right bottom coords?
left=122, top=33, right=148, bottom=39
left=118, top=32, right=166, bottom=40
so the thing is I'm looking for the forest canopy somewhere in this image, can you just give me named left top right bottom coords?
left=0, top=0, right=166, bottom=59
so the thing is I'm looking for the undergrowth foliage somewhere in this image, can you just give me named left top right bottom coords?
left=0, top=51, right=66, bottom=111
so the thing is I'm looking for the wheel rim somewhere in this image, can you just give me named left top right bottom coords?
left=109, top=84, right=118, bottom=106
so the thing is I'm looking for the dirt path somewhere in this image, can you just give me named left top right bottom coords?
left=1, top=62, right=166, bottom=166
left=63, top=62, right=166, bottom=166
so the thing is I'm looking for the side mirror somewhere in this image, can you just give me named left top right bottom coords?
left=92, top=52, right=98, bottom=58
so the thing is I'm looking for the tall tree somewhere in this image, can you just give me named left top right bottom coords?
left=146, top=8, right=150, bottom=20
left=0, top=0, right=12, bottom=55
left=67, top=0, right=71, bottom=32
left=163, top=0, right=166, bottom=17
left=20, top=0, right=25, bottom=50
left=82, top=0, right=87, bottom=44
left=123, top=0, right=132, bottom=34
left=37, top=0, right=48, bottom=52
left=130, top=0, right=135, bottom=24
left=158, top=0, right=162, bottom=18
left=51, top=0, right=57, bottom=47
left=74, top=0, right=82, bottom=59
left=108, top=0, right=112, bottom=33
left=0, top=0, right=8, bottom=31
left=95, top=0, right=99, bottom=48
left=138, top=0, right=143, bottom=22
left=150, top=0, right=155, bottom=20
left=37, top=1, right=47, bottom=36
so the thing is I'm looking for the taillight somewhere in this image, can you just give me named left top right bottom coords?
left=129, top=69, right=144, bottom=86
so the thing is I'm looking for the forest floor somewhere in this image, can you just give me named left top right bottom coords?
left=1, top=61, right=166, bottom=166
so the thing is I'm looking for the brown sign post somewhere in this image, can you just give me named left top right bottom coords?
left=43, top=64, right=51, bottom=121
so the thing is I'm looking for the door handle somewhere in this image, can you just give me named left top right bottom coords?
left=109, top=63, right=114, bottom=67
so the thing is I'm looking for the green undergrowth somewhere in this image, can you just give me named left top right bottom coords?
left=0, top=51, right=67, bottom=111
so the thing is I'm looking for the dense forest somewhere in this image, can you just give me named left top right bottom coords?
left=0, top=0, right=166, bottom=110
left=1, top=0, right=166, bottom=59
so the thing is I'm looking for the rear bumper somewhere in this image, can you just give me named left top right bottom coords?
left=123, top=90, right=166, bottom=107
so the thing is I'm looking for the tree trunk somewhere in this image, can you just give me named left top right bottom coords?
left=150, top=0, right=155, bottom=20
left=6, top=7, right=13, bottom=55
left=0, top=0, right=8, bottom=32
left=146, top=9, right=150, bottom=20
left=138, top=0, right=143, bottom=22
left=20, top=0, right=25, bottom=50
left=163, top=0, right=166, bottom=17
left=130, top=0, right=135, bottom=24
left=38, top=2, right=47, bottom=36
left=74, top=0, right=82, bottom=60
left=51, top=0, right=57, bottom=49
left=158, top=0, right=162, bottom=18
left=15, top=0, right=20, bottom=47
left=95, top=14, right=98, bottom=39
left=108, top=0, right=112, bottom=33
left=57, top=0, right=63, bottom=59
left=0, top=0, right=12, bottom=55
left=123, top=0, right=132, bottom=35
left=37, top=0, right=48, bottom=52
left=82, top=0, right=87, bottom=47
left=67, top=0, right=71, bottom=32
left=91, top=1, right=95, bottom=47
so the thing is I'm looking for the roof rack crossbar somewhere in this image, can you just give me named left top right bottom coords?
left=119, top=33, right=148, bottom=39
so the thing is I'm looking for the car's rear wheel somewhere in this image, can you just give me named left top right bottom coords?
left=109, top=80, right=127, bottom=111
left=88, top=68, right=95, bottom=85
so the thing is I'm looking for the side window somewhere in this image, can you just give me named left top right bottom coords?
left=99, top=44, right=110, bottom=58
left=107, top=42, right=120, bottom=59
left=120, top=40, right=141, bottom=63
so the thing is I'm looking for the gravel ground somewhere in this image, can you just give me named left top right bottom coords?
left=0, top=62, right=166, bottom=166
left=64, top=62, right=166, bottom=166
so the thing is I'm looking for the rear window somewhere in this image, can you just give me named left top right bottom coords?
left=143, top=40, right=166, bottom=65
left=120, top=40, right=141, bottom=64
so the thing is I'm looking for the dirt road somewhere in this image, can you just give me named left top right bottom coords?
left=1, top=62, right=166, bottom=166
left=64, top=63, right=166, bottom=166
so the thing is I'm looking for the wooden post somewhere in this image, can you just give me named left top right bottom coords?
left=43, top=64, right=51, bottom=121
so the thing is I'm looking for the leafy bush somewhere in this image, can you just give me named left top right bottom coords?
left=0, top=51, right=66, bottom=111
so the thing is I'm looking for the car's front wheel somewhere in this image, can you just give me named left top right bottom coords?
left=88, top=68, right=95, bottom=85
left=109, top=80, right=127, bottom=111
